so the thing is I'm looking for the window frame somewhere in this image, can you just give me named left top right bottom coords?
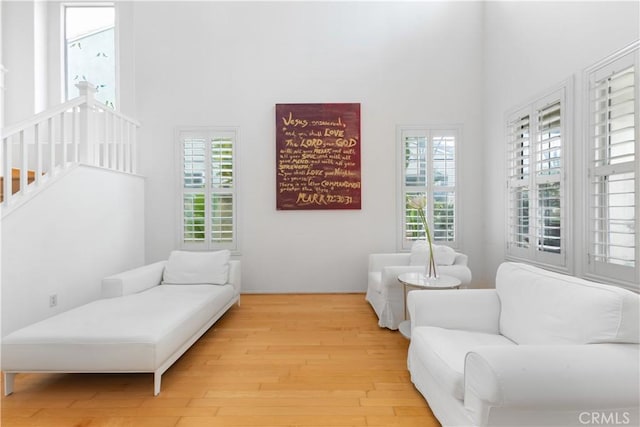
left=397, top=125, right=461, bottom=251
left=505, top=79, right=573, bottom=272
left=583, top=42, right=639, bottom=289
left=62, top=2, right=118, bottom=108
left=175, top=126, right=239, bottom=253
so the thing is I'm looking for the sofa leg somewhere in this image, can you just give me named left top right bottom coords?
left=4, top=372, right=15, bottom=396
left=153, top=372, right=161, bottom=396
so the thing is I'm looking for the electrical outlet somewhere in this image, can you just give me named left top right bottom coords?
left=49, top=294, right=58, bottom=308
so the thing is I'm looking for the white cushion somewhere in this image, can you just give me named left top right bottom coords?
left=409, top=241, right=457, bottom=266
left=410, top=326, right=515, bottom=400
left=496, top=262, right=640, bottom=345
left=162, top=250, right=230, bottom=285
left=433, top=246, right=456, bottom=266
left=409, top=240, right=429, bottom=266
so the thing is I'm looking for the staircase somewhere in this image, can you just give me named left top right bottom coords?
left=1, top=82, right=140, bottom=215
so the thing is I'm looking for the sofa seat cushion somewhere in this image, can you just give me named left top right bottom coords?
left=496, top=262, right=640, bottom=344
left=2, top=284, right=236, bottom=372
left=410, top=326, right=515, bottom=400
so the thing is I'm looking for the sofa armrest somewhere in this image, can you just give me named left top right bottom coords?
left=408, top=289, right=500, bottom=334
left=368, top=253, right=410, bottom=272
left=228, top=260, right=241, bottom=295
left=464, top=344, right=640, bottom=424
left=101, top=261, right=166, bottom=298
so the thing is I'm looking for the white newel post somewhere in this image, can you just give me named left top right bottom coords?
left=76, top=82, right=96, bottom=165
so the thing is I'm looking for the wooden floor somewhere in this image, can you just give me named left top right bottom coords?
left=0, top=293, right=440, bottom=427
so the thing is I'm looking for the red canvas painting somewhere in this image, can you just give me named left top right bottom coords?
left=275, top=103, right=361, bottom=210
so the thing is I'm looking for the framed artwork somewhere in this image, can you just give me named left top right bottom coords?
left=275, top=103, right=361, bottom=210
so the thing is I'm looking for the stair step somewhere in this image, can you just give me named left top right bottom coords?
left=0, top=169, right=37, bottom=203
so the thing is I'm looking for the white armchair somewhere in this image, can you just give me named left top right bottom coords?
left=365, top=243, right=472, bottom=330
left=407, top=262, right=640, bottom=426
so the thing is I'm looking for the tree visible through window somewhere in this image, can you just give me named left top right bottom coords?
left=64, top=5, right=116, bottom=108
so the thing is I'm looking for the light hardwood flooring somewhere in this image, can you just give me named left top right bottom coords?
left=0, top=293, right=440, bottom=427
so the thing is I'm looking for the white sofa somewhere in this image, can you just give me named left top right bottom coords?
left=407, top=261, right=640, bottom=427
left=1, top=250, right=241, bottom=396
left=366, top=243, right=472, bottom=330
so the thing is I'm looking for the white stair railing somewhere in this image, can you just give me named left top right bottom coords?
left=0, top=82, right=140, bottom=208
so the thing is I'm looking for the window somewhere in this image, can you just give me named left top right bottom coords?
left=398, top=126, right=459, bottom=250
left=585, top=43, right=639, bottom=286
left=506, top=83, right=571, bottom=269
left=64, top=4, right=116, bottom=108
left=178, top=128, right=237, bottom=251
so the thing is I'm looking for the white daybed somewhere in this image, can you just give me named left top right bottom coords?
left=1, top=250, right=240, bottom=396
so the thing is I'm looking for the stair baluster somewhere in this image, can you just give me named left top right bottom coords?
left=0, top=82, right=140, bottom=211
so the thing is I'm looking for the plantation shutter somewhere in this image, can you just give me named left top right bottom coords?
left=400, top=127, right=458, bottom=250
left=506, top=86, right=567, bottom=268
left=403, top=130, right=428, bottom=246
left=507, top=111, right=531, bottom=253
left=210, top=136, right=234, bottom=245
left=534, top=100, right=562, bottom=256
left=587, top=48, right=638, bottom=285
left=432, top=133, right=456, bottom=241
left=183, top=138, right=207, bottom=245
left=179, top=129, right=237, bottom=251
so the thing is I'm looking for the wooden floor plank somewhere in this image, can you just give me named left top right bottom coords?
left=1, top=293, right=440, bottom=426
left=176, top=415, right=368, bottom=427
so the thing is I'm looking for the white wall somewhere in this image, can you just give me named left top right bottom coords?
left=2, top=1, right=37, bottom=125
left=132, top=1, right=487, bottom=292
left=33, top=0, right=47, bottom=113
left=0, top=0, right=5, bottom=128
left=1, top=166, right=145, bottom=335
left=1, top=0, right=49, bottom=124
left=4, top=1, right=637, bottom=296
left=482, top=2, right=640, bottom=283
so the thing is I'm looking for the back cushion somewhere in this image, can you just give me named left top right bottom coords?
left=162, top=250, right=230, bottom=285
left=409, top=241, right=457, bottom=266
left=496, top=262, right=640, bottom=344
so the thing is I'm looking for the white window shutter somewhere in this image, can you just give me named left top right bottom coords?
left=178, top=128, right=237, bottom=251
left=586, top=44, right=638, bottom=287
left=534, top=99, right=563, bottom=256
left=505, top=84, right=568, bottom=269
left=507, top=111, right=531, bottom=253
left=398, top=126, right=460, bottom=250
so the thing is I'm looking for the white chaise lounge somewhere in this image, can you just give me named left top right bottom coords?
left=1, top=250, right=240, bottom=396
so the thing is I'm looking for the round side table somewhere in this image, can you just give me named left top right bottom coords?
left=397, top=272, right=461, bottom=339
